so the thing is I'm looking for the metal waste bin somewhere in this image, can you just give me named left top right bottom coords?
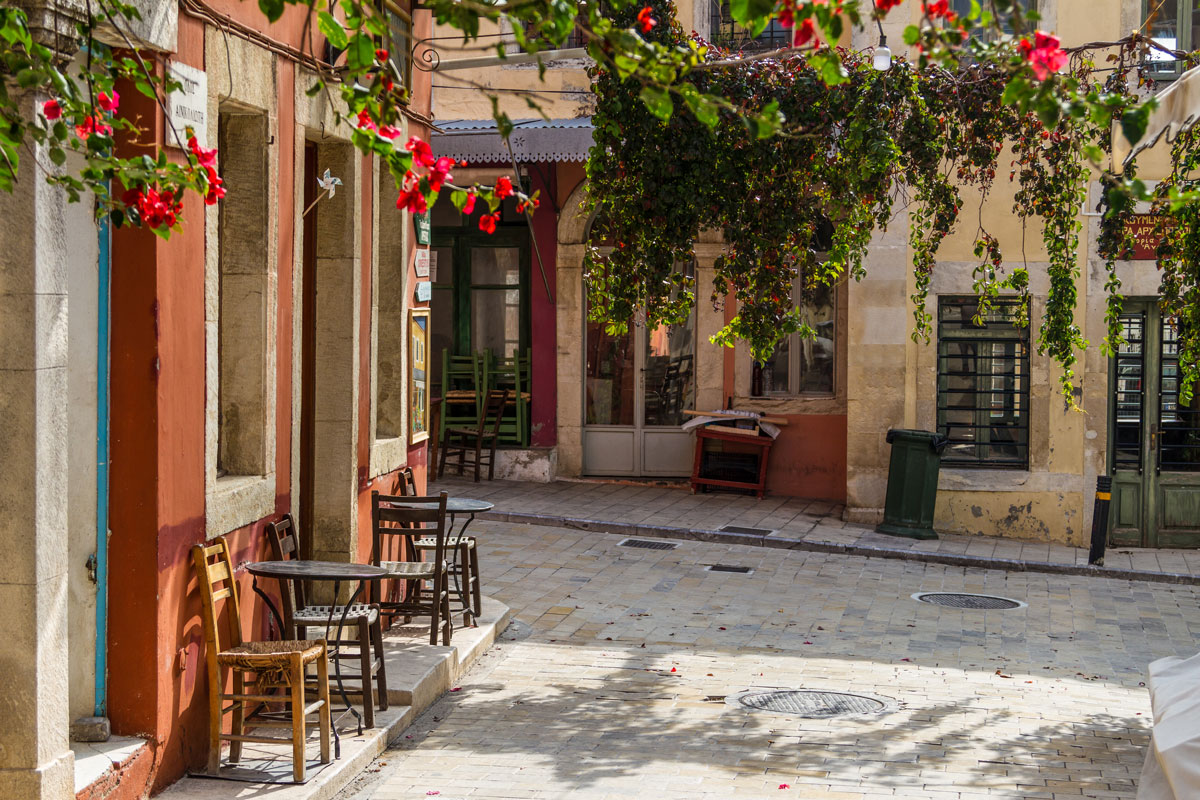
left=876, top=429, right=948, bottom=540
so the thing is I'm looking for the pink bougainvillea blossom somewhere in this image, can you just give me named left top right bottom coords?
left=637, top=6, right=657, bottom=33
left=1018, top=31, right=1068, bottom=80
left=406, top=136, right=437, bottom=167
left=97, top=90, right=120, bottom=112
left=42, top=99, right=61, bottom=120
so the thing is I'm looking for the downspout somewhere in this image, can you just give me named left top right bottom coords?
left=94, top=214, right=110, bottom=718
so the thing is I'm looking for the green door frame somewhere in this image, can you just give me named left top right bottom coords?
left=431, top=227, right=531, bottom=359
left=1108, top=299, right=1200, bottom=548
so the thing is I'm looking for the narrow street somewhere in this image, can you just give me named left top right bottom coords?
left=341, top=521, right=1198, bottom=800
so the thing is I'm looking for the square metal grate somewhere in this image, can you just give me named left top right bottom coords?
left=706, top=564, right=754, bottom=574
left=617, top=538, right=678, bottom=551
left=719, top=525, right=775, bottom=536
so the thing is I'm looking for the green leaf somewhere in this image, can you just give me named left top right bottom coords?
left=639, top=85, right=673, bottom=121
left=48, top=146, right=65, bottom=166
left=753, top=100, right=784, bottom=138
left=683, top=91, right=719, bottom=128
left=728, top=0, right=774, bottom=30
left=809, top=51, right=849, bottom=86
left=1121, top=103, right=1152, bottom=147
left=450, top=189, right=471, bottom=212
left=257, top=0, right=285, bottom=23
left=903, top=25, right=921, bottom=46
left=318, top=12, right=349, bottom=50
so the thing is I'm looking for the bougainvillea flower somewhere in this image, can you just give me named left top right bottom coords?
left=97, top=90, right=120, bottom=112
left=1022, top=31, right=1067, bottom=80
left=74, top=115, right=112, bottom=140
left=463, top=188, right=477, bottom=215
left=778, top=784, right=790, bottom=790
left=204, top=167, right=226, bottom=205
left=42, top=99, right=62, bottom=120
left=379, top=123, right=402, bottom=140
left=376, top=48, right=389, bottom=61
left=356, top=109, right=377, bottom=132
left=924, top=0, right=955, bottom=19
left=637, top=6, right=657, bottom=33
left=792, top=18, right=815, bottom=47
left=188, top=136, right=218, bottom=168
left=478, top=212, right=499, bottom=234
left=406, top=136, right=437, bottom=167
left=875, top=0, right=902, bottom=10
left=494, top=175, right=513, bottom=199
left=429, top=157, right=455, bottom=191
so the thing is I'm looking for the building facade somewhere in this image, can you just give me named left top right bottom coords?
left=0, top=1, right=434, bottom=797
left=428, top=0, right=1199, bottom=549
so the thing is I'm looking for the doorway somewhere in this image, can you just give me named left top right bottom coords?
left=583, top=311, right=696, bottom=476
left=1109, top=300, right=1200, bottom=548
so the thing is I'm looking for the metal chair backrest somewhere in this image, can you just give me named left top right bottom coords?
left=191, top=537, right=244, bottom=658
left=478, top=389, right=510, bottom=436
left=264, top=515, right=306, bottom=634
left=370, top=491, right=449, bottom=604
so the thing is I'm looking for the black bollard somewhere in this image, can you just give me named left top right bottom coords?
left=1088, top=476, right=1112, bottom=566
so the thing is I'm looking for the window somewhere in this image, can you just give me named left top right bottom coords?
left=755, top=281, right=835, bottom=396
left=937, top=297, right=1030, bottom=468
left=709, top=1, right=791, bottom=52
left=1143, top=0, right=1200, bottom=79
left=382, top=2, right=414, bottom=96
left=216, top=110, right=270, bottom=479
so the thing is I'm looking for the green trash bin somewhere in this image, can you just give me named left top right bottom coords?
left=876, top=429, right=948, bottom=540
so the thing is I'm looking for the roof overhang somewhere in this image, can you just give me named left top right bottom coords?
left=433, top=118, right=595, bottom=164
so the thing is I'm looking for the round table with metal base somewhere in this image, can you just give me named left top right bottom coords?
left=246, top=560, right=390, bottom=757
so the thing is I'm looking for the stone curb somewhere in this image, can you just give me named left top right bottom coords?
left=478, top=510, right=1200, bottom=586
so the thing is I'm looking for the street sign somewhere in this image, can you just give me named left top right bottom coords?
left=414, top=212, right=431, bottom=245
left=166, top=62, right=207, bottom=148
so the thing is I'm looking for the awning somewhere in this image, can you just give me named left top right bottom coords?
left=432, top=118, right=595, bottom=164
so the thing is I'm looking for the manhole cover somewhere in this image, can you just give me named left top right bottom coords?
left=617, top=538, right=678, bottom=551
left=911, top=592, right=1026, bottom=610
left=706, top=564, right=754, bottom=574
left=727, top=689, right=896, bottom=718
left=719, top=525, right=775, bottom=536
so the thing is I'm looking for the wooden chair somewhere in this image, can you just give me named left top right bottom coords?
left=440, top=350, right=483, bottom=441
left=264, top=515, right=388, bottom=729
left=370, top=491, right=454, bottom=645
left=396, top=468, right=482, bottom=625
left=439, top=389, right=510, bottom=482
left=484, top=348, right=531, bottom=446
left=191, top=538, right=331, bottom=783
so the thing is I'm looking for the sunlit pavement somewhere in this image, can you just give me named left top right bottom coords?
left=342, top=521, right=1200, bottom=800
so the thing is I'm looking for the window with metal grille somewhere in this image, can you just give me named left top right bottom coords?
left=937, top=297, right=1030, bottom=468
left=708, top=0, right=790, bottom=52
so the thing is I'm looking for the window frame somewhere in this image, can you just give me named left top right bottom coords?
left=936, top=295, right=1031, bottom=470
left=756, top=278, right=837, bottom=398
left=1142, top=0, right=1193, bottom=80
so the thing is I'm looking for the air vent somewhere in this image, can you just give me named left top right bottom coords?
left=706, top=564, right=754, bottom=574
left=617, top=538, right=678, bottom=551
left=719, top=525, right=775, bottom=536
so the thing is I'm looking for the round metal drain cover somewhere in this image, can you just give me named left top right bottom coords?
left=912, top=592, right=1026, bottom=610
left=726, top=689, right=896, bottom=718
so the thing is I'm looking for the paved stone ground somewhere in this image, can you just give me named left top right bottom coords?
left=430, top=475, right=1200, bottom=580
left=341, top=520, right=1200, bottom=800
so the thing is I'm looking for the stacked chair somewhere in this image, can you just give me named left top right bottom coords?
left=439, top=351, right=484, bottom=443
left=483, top=348, right=532, bottom=447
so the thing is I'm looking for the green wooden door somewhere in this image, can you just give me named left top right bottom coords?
left=1109, top=301, right=1200, bottom=548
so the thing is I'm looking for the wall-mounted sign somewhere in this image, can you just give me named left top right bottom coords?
left=408, top=308, right=430, bottom=445
left=1125, top=214, right=1172, bottom=261
left=165, top=62, right=207, bottom=148
left=415, top=248, right=430, bottom=277
left=415, top=281, right=432, bottom=302
left=427, top=249, right=437, bottom=281
left=414, top=212, right=431, bottom=245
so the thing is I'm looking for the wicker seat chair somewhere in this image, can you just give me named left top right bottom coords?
left=370, top=491, right=454, bottom=645
left=191, top=538, right=331, bottom=783
left=439, top=389, right=509, bottom=482
left=265, top=515, right=388, bottom=729
left=395, top=468, right=481, bottom=625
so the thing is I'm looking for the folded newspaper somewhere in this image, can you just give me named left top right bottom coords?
left=680, top=409, right=781, bottom=439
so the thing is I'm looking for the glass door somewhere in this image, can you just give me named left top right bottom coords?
left=1109, top=301, right=1200, bottom=548
left=583, top=311, right=695, bottom=476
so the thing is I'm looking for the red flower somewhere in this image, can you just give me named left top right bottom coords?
left=379, top=123, right=402, bottom=140
left=204, top=167, right=225, bottom=205
left=792, top=18, right=815, bottom=46
left=875, top=0, right=902, bottom=10
left=637, top=6, right=657, bottom=34
left=382, top=75, right=394, bottom=92
left=778, top=785, right=790, bottom=790
left=376, top=48, right=389, bottom=61
left=1026, top=30, right=1067, bottom=80
left=478, top=212, right=499, bottom=234
left=188, top=136, right=218, bottom=168
left=406, top=136, right=437, bottom=167
left=462, top=189, right=477, bottom=215
left=494, top=175, right=513, bottom=199
left=74, top=115, right=112, bottom=141
left=429, top=156, right=455, bottom=191
left=924, top=0, right=954, bottom=19
left=356, top=109, right=377, bottom=132
left=97, top=90, right=120, bottom=112
left=42, top=99, right=61, bottom=120
left=396, top=187, right=428, bottom=214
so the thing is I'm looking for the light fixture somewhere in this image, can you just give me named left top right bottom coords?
left=873, top=33, right=893, bottom=71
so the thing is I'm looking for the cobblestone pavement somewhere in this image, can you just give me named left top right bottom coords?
left=431, top=475, right=1200, bottom=580
left=344, top=521, right=1200, bottom=800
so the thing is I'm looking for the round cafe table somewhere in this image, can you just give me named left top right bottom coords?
left=245, top=559, right=389, bottom=754
left=381, top=497, right=494, bottom=617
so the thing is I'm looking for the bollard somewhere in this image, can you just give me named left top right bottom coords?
left=1088, top=475, right=1112, bottom=566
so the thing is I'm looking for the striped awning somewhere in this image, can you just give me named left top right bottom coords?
left=433, top=118, right=594, bottom=164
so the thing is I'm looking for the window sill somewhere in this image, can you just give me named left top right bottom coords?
left=937, top=468, right=1087, bottom=495
left=206, top=473, right=275, bottom=539
left=370, top=436, right=409, bottom=480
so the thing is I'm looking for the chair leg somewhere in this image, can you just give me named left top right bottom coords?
left=316, top=645, right=332, bottom=765
left=438, top=434, right=449, bottom=477
left=473, top=437, right=483, bottom=482
left=428, top=576, right=441, bottom=646
left=291, top=652, right=307, bottom=783
left=229, top=670, right=245, bottom=763
left=357, top=617, right=375, bottom=729
left=207, top=664, right=222, bottom=775
left=441, top=570, right=454, bottom=645
left=371, top=616, right=389, bottom=711
left=487, top=436, right=498, bottom=481
left=469, top=543, right=483, bottom=620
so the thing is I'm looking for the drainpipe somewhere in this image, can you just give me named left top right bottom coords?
left=94, top=214, right=110, bottom=718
